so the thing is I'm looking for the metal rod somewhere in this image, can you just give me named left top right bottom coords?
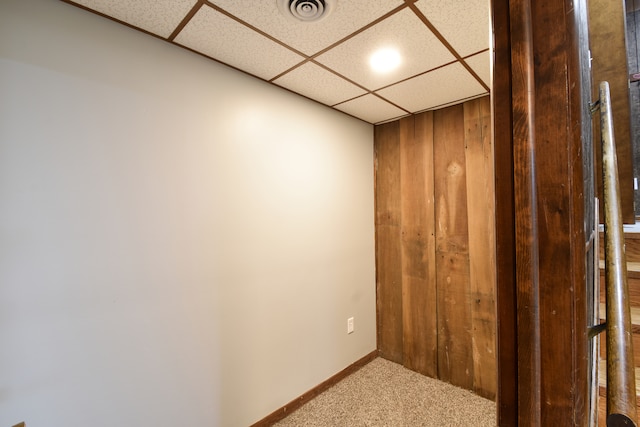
left=589, top=322, right=607, bottom=339
left=600, top=80, right=638, bottom=426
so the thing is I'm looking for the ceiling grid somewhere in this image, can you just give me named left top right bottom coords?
left=61, top=0, right=491, bottom=124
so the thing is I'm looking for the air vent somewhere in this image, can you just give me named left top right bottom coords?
left=278, top=0, right=335, bottom=23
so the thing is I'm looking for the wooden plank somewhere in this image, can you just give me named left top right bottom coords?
left=627, top=3, right=640, bottom=216
left=436, top=252, right=473, bottom=389
left=464, top=96, right=497, bottom=399
left=599, top=331, right=640, bottom=379
left=434, top=104, right=469, bottom=255
left=492, top=0, right=518, bottom=422
left=533, top=5, right=575, bottom=424
left=375, top=122, right=401, bottom=227
left=624, top=233, right=640, bottom=263
left=599, top=232, right=640, bottom=263
left=600, top=272, right=640, bottom=307
left=399, top=113, right=438, bottom=377
left=374, top=122, right=403, bottom=363
left=599, top=303, right=640, bottom=329
left=589, top=0, right=636, bottom=223
left=434, top=104, right=473, bottom=390
left=532, top=0, right=590, bottom=424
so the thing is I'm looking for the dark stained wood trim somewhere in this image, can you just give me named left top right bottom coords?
left=371, top=93, right=412, bottom=115
left=249, top=351, right=378, bottom=427
left=167, top=0, right=205, bottom=41
left=307, top=3, right=410, bottom=61
left=494, top=0, right=593, bottom=424
left=462, top=48, right=492, bottom=60
left=508, top=0, right=541, bottom=424
left=203, top=1, right=308, bottom=59
left=269, top=3, right=411, bottom=83
left=407, top=3, right=490, bottom=92
left=567, top=0, right=592, bottom=424
left=60, top=0, right=492, bottom=125
left=492, top=0, right=518, bottom=424
left=310, top=59, right=371, bottom=93
left=411, top=93, right=490, bottom=115
left=373, top=59, right=461, bottom=92
left=58, top=0, right=173, bottom=41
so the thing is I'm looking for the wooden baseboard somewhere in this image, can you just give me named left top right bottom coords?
left=250, top=350, right=378, bottom=426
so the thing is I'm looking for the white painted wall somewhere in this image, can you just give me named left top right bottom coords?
left=0, top=1, right=376, bottom=426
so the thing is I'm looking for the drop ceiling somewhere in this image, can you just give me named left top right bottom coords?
left=60, top=0, right=491, bottom=124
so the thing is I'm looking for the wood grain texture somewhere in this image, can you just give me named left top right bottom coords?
left=435, top=252, right=473, bottom=389
left=375, top=122, right=402, bottom=228
left=493, top=0, right=594, bottom=424
left=464, top=96, right=497, bottom=399
left=434, top=104, right=473, bottom=390
left=589, top=0, right=636, bottom=224
left=509, top=0, right=543, bottom=424
left=491, top=0, right=518, bottom=422
left=400, top=113, right=438, bottom=377
left=567, top=0, right=592, bottom=422
left=533, top=2, right=577, bottom=424
left=374, top=96, right=496, bottom=401
left=375, top=122, right=403, bottom=363
left=434, top=105, right=470, bottom=255
left=600, top=329, right=640, bottom=368
left=601, top=272, right=640, bottom=307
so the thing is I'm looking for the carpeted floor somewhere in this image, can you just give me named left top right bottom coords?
left=273, top=357, right=496, bottom=427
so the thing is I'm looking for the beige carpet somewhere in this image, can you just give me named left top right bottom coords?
left=273, top=357, right=496, bottom=427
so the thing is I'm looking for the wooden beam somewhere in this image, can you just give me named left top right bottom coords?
left=493, top=0, right=591, bottom=424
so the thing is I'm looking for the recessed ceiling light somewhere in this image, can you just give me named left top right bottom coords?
left=369, top=48, right=401, bottom=73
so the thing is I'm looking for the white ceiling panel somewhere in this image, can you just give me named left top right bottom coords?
left=207, top=0, right=404, bottom=56
left=70, top=0, right=197, bottom=38
left=273, top=62, right=367, bottom=106
left=174, top=5, right=305, bottom=81
left=64, top=0, right=493, bottom=124
left=377, top=62, right=487, bottom=113
left=415, top=0, right=491, bottom=57
left=314, top=8, right=456, bottom=91
left=334, top=94, right=407, bottom=124
left=465, top=50, right=492, bottom=89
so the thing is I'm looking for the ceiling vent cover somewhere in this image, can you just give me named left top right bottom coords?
left=278, top=0, right=335, bottom=23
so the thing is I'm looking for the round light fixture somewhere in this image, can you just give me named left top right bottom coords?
left=369, top=48, right=402, bottom=73
left=278, top=0, right=335, bottom=23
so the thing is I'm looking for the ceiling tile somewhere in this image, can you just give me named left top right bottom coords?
left=334, top=94, right=407, bottom=124
left=465, top=50, right=492, bottom=89
left=377, top=62, right=486, bottom=113
left=314, top=8, right=455, bottom=91
left=273, top=62, right=367, bottom=106
left=70, top=0, right=197, bottom=38
left=415, top=0, right=490, bottom=57
left=207, top=0, right=404, bottom=56
left=174, top=5, right=305, bottom=81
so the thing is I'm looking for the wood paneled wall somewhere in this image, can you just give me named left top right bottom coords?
left=374, top=96, right=496, bottom=399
